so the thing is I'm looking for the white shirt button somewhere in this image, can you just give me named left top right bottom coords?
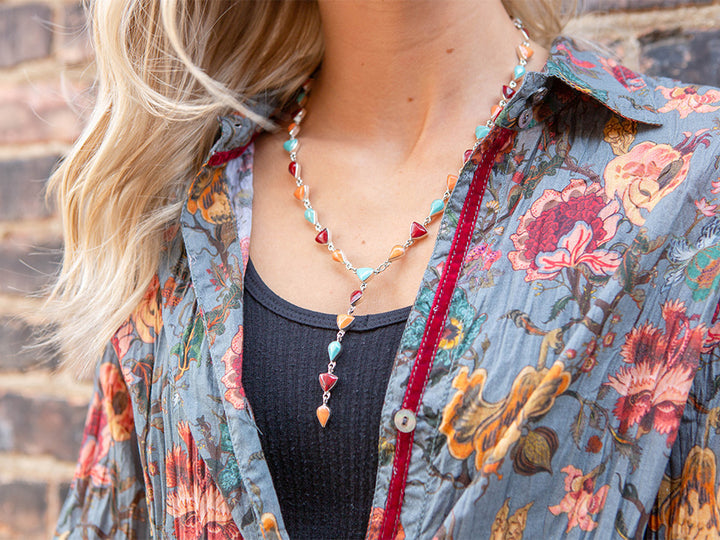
left=394, top=409, right=417, bottom=433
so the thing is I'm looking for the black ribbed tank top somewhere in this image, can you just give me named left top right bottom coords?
left=241, top=259, right=411, bottom=539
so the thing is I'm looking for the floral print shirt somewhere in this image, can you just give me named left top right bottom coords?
left=55, top=37, right=720, bottom=539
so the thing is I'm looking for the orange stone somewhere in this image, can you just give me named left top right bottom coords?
left=517, top=44, right=534, bottom=61
left=332, top=250, right=344, bottom=263
left=337, top=314, right=355, bottom=330
left=316, top=404, right=331, bottom=427
left=293, top=185, right=308, bottom=201
left=447, top=174, right=458, bottom=192
left=288, top=122, right=298, bottom=134
left=388, top=245, right=406, bottom=261
left=490, top=104, right=503, bottom=120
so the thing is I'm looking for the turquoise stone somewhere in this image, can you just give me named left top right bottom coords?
left=429, top=199, right=444, bottom=216
left=514, top=65, right=526, bottom=79
left=304, top=208, right=316, bottom=224
left=356, top=267, right=374, bottom=282
left=475, top=125, right=490, bottom=139
left=328, top=340, right=342, bottom=361
left=283, top=138, right=299, bottom=152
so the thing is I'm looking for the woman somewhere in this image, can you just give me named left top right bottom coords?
left=51, top=0, right=720, bottom=538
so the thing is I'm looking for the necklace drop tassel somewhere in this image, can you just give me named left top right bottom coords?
left=316, top=404, right=331, bottom=427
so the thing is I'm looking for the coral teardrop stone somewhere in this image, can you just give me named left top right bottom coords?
left=490, top=104, right=503, bottom=120
left=388, top=245, right=406, bottom=261
left=350, top=290, right=363, bottom=305
left=294, top=185, right=308, bottom=201
left=315, top=228, right=329, bottom=244
left=316, top=404, right=331, bottom=427
left=332, top=250, right=344, bottom=263
left=337, top=314, right=354, bottom=330
left=447, top=174, right=458, bottom=191
left=502, top=85, right=516, bottom=100
left=410, top=222, right=428, bottom=239
left=319, top=372, right=338, bottom=392
left=517, top=44, right=534, bottom=61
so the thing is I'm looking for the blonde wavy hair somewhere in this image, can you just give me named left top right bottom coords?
left=46, top=0, right=576, bottom=372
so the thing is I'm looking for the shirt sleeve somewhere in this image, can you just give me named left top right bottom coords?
left=53, top=342, right=150, bottom=539
left=645, top=331, right=720, bottom=539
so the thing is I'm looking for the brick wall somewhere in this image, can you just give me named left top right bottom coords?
left=1, top=0, right=720, bottom=537
left=0, top=2, right=94, bottom=538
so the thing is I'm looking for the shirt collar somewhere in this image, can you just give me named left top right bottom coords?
left=208, top=36, right=663, bottom=166
left=497, top=36, right=662, bottom=130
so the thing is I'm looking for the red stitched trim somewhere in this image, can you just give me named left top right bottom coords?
left=379, top=128, right=512, bottom=540
left=206, top=136, right=256, bottom=167
left=713, top=298, right=720, bottom=324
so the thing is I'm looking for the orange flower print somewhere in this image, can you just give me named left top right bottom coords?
left=604, top=131, right=711, bottom=225
left=261, top=512, right=282, bottom=540
left=99, top=362, right=134, bottom=442
left=650, top=446, right=720, bottom=539
left=605, top=300, right=704, bottom=447
left=74, top=394, right=112, bottom=487
left=111, top=322, right=134, bottom=362
left=187, top=166, right=234, bottom=225
left=440, top=361, right=571, bottom=476
left=509, top=179, right=622, bottom=281
left=131, top=275, right=163, bottom=343
left=166, top=422, right=240, bottom=539
left=490, top=499, right=533, bottom=540
left=548, top=465, right=609, bottom=532
left=658, top=85, right=720, bottom=119
left=365, top=507, right=405, bottom=540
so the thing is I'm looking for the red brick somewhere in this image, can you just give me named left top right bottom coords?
left=0, top=4, right=53, bottom=68
left=0, top=79, right=91, bottom=145
left=0, top=156, right=58, bottom=221
left=0, top=240, right=63, bottom=295
left=0, top=317, right=60, bottom=372
left=0, top=481, right=47, bottom=537
left=0, top=393, right=87, bottom=462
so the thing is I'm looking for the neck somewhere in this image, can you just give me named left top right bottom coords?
left=308, top=0, right=546, bottom=153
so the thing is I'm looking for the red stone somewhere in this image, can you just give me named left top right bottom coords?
left=463, top=149, right=473, bottom=162
left=410, top=221, right=428, bottom=239
left=319, top=372, right=338, bottom=392
left=315, top=228, right=329, bottom=244
left=288, top=161, right=298, bottom=177
left=350, top=290, right=363, bottom=305
left=502, top=85, right=515, bottom=100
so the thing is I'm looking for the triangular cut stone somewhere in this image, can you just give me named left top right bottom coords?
left=319, top=372, right=338, bottom=392
left=315, top=228, right=329, bottom=244
left=410, top=222, right=428, bottom=239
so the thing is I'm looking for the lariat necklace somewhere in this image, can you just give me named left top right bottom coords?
left=282, top=19, right=533, bottom=428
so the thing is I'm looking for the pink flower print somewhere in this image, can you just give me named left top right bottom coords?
left=509, top=179, right=622, bottom=281
left=549, top=465, right=610, bottom=532
left=605, top=300, right=704, bottom=447
left=696, top=198, right=717, bottom=217
left=599, top=57, right=646, bottom=92
left=220, top=325, right=246, bottom=410
left=606, top=359, right=694, bottom=441
left=658, top=85, right=720, bottom=119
